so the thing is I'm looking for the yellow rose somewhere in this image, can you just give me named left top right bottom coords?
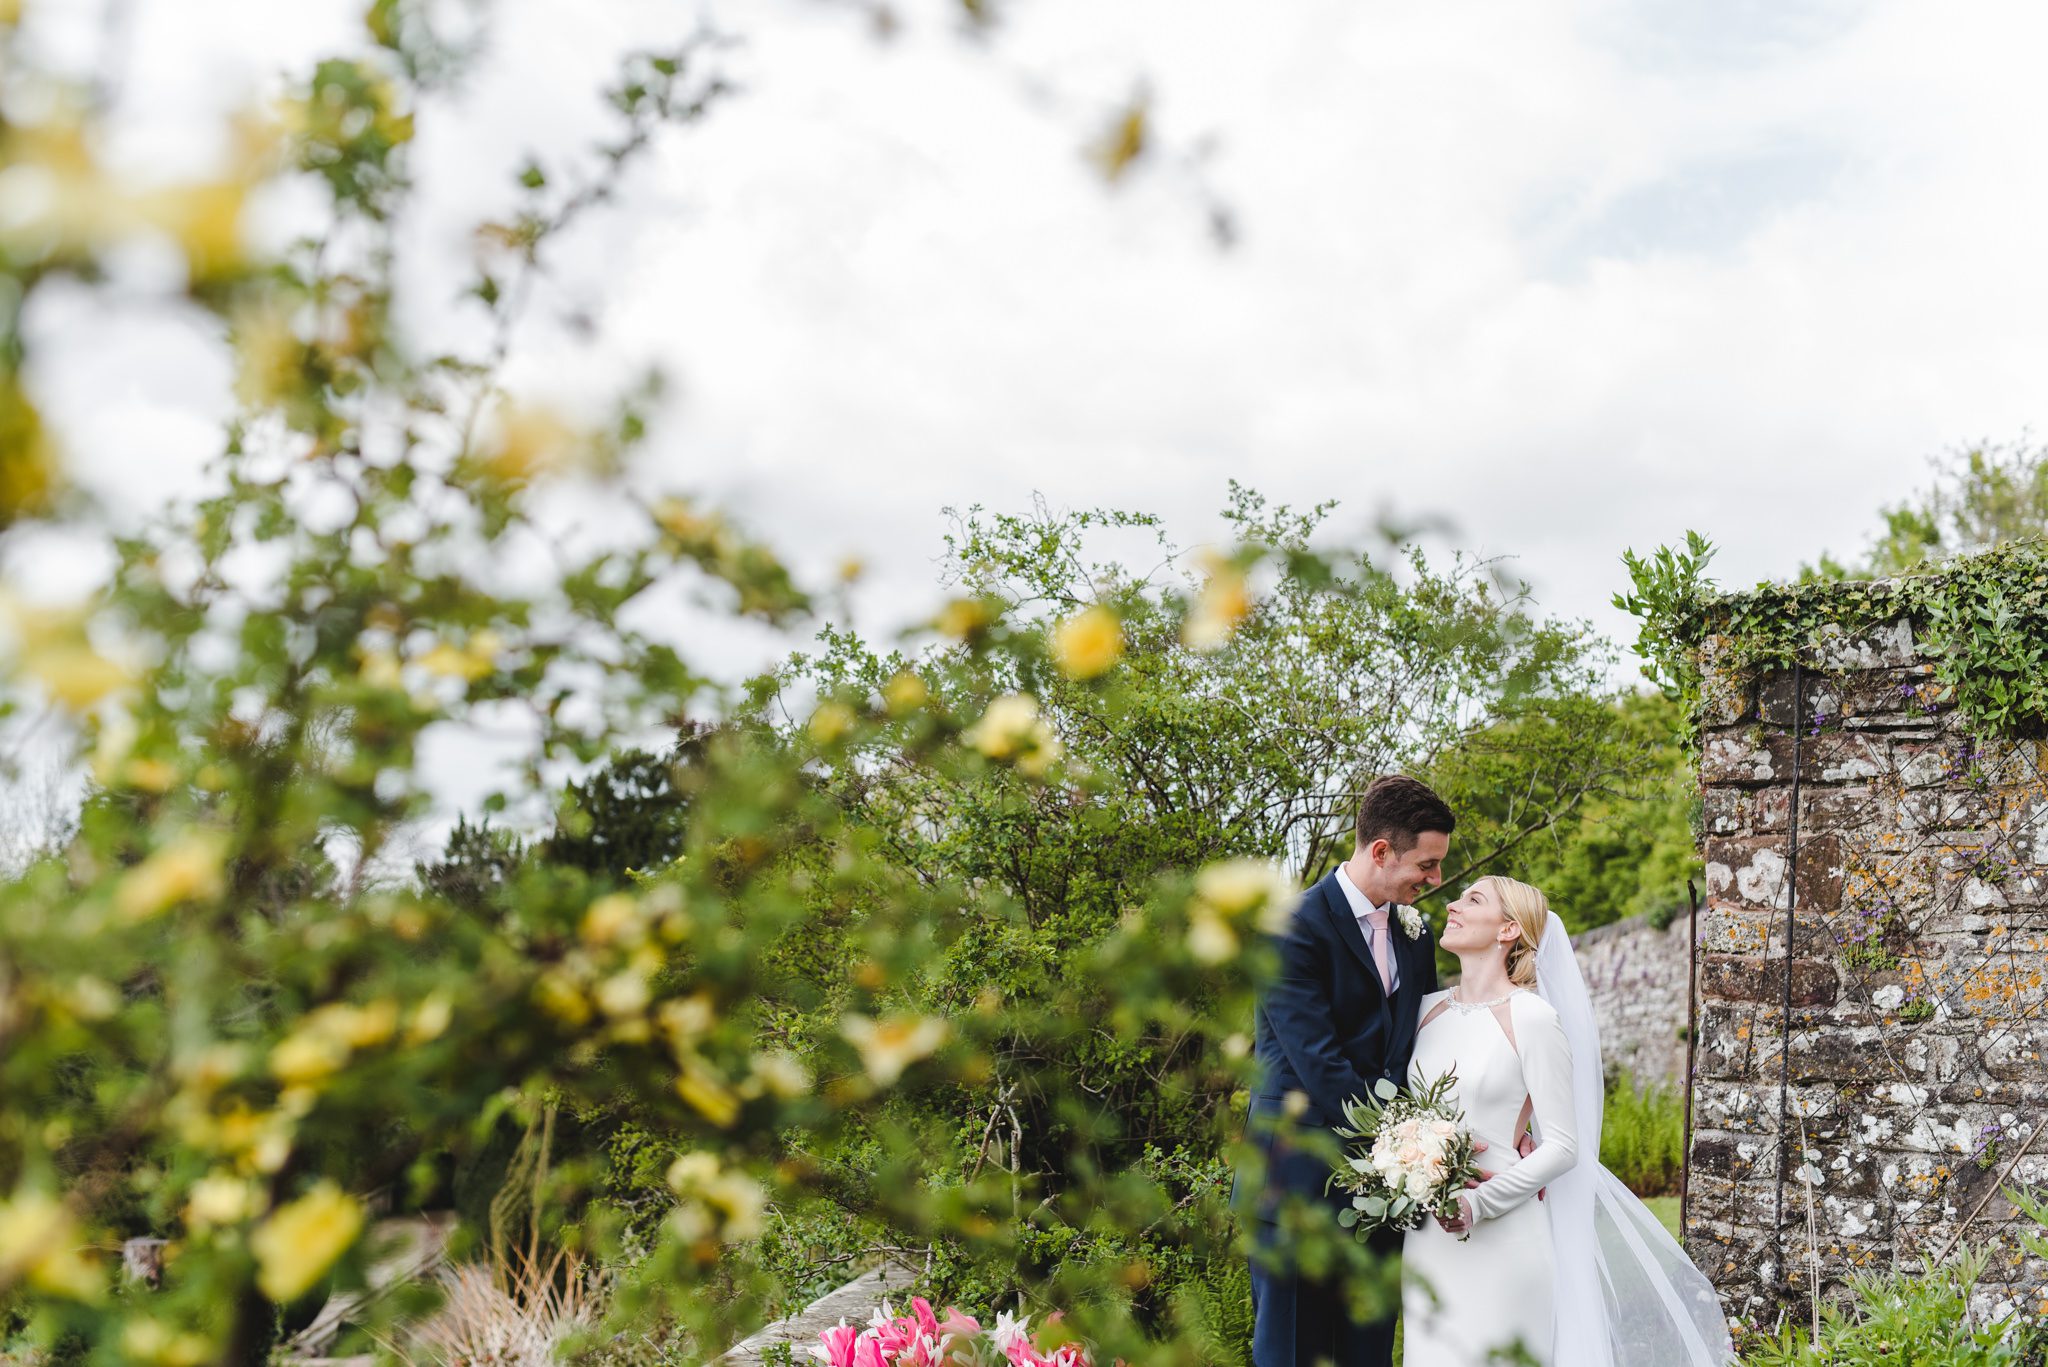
left=1183, top=551, right=1251, bottom=652
left=840, top=1013, right=949, bottom=1086
left=406, top=994, right=454, bottom=1044
left=934, top=597, right=994, bottom=640
left=114, top=829, right=229, bottom=922
left=1195, top=858, right=1299, bottom=934
left=1051, top=605, right=1124, bottom=679
left=748, top=1050, right=811, bottom=1100
left=0, top=378, right=61, bottom=523
left=674, top=1068, right=740, bottom=1128
left=595, top=970, right=652, bottom=1019
left=807, top=698, right=857, bottom=746
left=120, top=1318, right=214, bottom=1367
left=882, top=670, right=928, bottom=714
left=417, top=632, right=498, bottom=682
left=966, top=693, right=1062, bottom=775
left=534, top=971, right=592, bottom=1027
left=0, top=1190, right=102, bottom=1301
left=184, top=1173, right=262, bottom=1230
left=580, top=892, right=644, bottom=947
left=250, top=1182, right=362, bottom=1304
left=268, top=1030, right=348, bottom=1088
left=478, top=405, right=586, bottom=485
left=1186, top=908, right=1239, bottom=965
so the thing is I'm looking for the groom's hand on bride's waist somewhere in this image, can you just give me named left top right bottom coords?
left=1516, top=1130, right=1544, bottom=1201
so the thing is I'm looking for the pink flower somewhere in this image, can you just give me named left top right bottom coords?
left=911, top=1297, right=942, bottom=1339
left=852, top=1332, right=888, bottom=1367
left=814, top=1323, right=859, bottom=1367
left=1005, top=1339, right=1052, bottom=1367
left=939, top=1308, right=980, bottom=1338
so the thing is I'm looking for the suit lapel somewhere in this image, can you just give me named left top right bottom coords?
left=1386, top=906, right=1427, bottom=1059
left=1319, top=872, right=1379, bottom=987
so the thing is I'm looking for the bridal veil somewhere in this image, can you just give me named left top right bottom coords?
left=1534, top=910, right=1738, bottom=1366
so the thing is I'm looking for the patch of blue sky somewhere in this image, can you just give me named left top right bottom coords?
left=1523, top=137, right=1847, bottom=275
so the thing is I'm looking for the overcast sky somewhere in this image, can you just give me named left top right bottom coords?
left=14, top=0, right=2048, bottom=844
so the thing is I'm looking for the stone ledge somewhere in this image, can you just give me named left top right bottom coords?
left=719, top=1257, right=922, bottom=1364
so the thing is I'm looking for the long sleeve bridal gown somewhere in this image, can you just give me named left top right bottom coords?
left=1401, top=988, right=1579, bottom=1367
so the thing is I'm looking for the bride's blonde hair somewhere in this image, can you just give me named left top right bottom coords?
left=1480, top=875, right=1550, bottom=988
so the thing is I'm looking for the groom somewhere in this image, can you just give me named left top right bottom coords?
left=1239, top=775, right=1454, bottom=1367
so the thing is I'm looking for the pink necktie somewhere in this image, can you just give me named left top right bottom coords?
left=1365, top=907, right=1396, bottom=994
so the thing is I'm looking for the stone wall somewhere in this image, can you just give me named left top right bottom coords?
left=1687, top=615, right=2048, bottom=1333
left=1574, top=911, right=1692, bottom=1085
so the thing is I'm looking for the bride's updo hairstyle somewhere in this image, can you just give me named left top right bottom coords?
left=1480, top=875, right=1550, bottom=989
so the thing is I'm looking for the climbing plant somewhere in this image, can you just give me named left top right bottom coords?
left=1619, top=535, right=2048, bottom=745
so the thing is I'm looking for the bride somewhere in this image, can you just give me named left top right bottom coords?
left=1399, top=875, right=1736, bottom=1367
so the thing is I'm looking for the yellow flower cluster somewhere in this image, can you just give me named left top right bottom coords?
left=114, top=829, right=229, bottom=923
left=1185, top=859, right=1300, bottom=964
left=183, top=1172, right=264, bottom=1231
left=966, top=694, right=1062, bottom=777
left=475, top=405, right=596, bottom=487
left=1183, top=551, right=1252, bottom=652
left=269, top=998, right=400, bottom=1091
left=250, top=1182, right=363, bottom=1303
left=0, top=1190, right=102, bottom=1301
left=0, top=593, right=135, bottom=713
left=664, top=1152, right=766, bottom=1245
left=119, top=1318, right=213, bottom=1366
left=840, top=1013, right=950, bottom=1086
left=0, top=376, right=61, bottom=526
left=417, top=629, right=504, bottom=683
left=884, top=670, right=929, bottom=714
left=0, top=108, right=267, bottom=285
left=808, top=698, right=858, bottom=746
left=1052, top=605, right=1125, bottom=679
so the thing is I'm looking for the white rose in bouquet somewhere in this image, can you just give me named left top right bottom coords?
left=1327, top=1072, right=1483, bottom=1240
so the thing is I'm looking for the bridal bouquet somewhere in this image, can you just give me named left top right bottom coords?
left=1327, top=1072, right=1482, bottom=1240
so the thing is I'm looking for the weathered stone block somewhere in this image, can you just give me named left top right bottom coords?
left=1900, top=788, right=1999, bottom=832
left=1799, top=786, right=1893, bottom=832
left=1892, top=739, right=1957, bottom=788
left=1701, top=954, right=1840, bottom=1007
left=1701, top=728, right=1795, bottom=786
left=1810, top=617, right=1915, bottom=670
left=1801, top=732, right=1889, bottom=785
left=1703, top=834, right=1844, bottom=913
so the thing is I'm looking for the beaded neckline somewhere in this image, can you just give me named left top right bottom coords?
left=1444, top=988, right=1524, bottom=1014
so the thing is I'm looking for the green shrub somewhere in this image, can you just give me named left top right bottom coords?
left=1600, top=1069, right=1684, bottom=1197
left=1739, top=1249, right=2042, bottom=1366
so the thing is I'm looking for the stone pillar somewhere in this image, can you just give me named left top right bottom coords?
left=1688, top=614, right=2048, bottom=1333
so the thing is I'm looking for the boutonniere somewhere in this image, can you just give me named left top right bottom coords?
left=1395, top=905, right=1424, bottom=940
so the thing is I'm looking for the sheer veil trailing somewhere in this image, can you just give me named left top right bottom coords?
left=1533, top=910, right=1737, bottom=1366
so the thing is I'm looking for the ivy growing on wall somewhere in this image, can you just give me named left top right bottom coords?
left=1616, top=534, right=2048, bottom=745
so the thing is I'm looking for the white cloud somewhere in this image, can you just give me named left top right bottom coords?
left=17, top=0, right=2048, bottom=830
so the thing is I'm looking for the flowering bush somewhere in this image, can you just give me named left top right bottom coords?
left=814, top=1299, right=1091, bottom=1367
left=1330, top=1073, right=1481, bottom=1238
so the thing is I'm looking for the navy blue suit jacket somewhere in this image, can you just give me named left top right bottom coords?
left=1239, top=870, right=1438, bottom=1221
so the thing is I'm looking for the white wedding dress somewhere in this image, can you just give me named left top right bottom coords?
left=1401, top=988, right=1578, bottom=1367
left=1399, top=917, right=1739, bottom=1367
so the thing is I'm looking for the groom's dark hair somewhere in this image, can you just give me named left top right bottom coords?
left=1355, top=775, right=1455, bottom=854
